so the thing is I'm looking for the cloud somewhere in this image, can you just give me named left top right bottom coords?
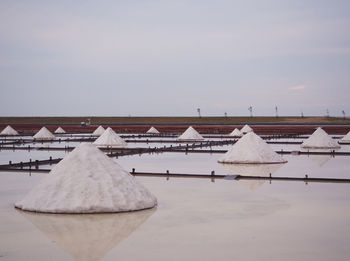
left=289, top=84, right=306, bottom=90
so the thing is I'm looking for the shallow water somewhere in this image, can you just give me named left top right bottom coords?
left=0, top=137, right=350, bottom=261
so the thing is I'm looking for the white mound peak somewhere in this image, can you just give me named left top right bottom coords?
left=0, top=125, right=18, bottom=135
left=33, top=127, right=55, bottom=140
left=92, top=126, right=105, bottom=136
left=301, top=127, right=340, bottom=149
left=147, top=126, right=160, bottom=134
left=15, top=143, right=157, bottom=213
left=178, top=126, right=204, bottom=141
left=93, top=127, right=127, bottom=148
left=219, top=132, right=287, bottom=164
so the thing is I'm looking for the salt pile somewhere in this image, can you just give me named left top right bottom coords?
left=340, top=131, right=350, bottom=142
left=301, top=127, right=340, bottom=149
left=93, top=127, right=127, bottom=148
left=241, top=124, right=253, bottom=134
left=92, top=126, right=105, bottom=136
left=54, top=127, right=66, bottom=134
left=146, top=126, right=160, bottom=134
left=178, top=126, right=204, bottom=141
left=0, top=125, right=18, bottom=135
left=33, top=127, right=55, bottom=140
left=218, top=132, right=287, bottom=164
left=15, top=143, right=157, bottom=213
left=229, top=128, right=243, bottom=137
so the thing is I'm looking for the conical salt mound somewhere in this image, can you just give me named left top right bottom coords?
left=33, top=127, right=55, bottom=140
left=301, top=127, right=340, bottom=149
left=146, top=126, right=160, bottom=134
left=15, top=143, right=157, bottom=213
left=92, top=126, right=105, bottom=136
left=178, top=126, right=204, bottom=141
left=241, top=124, right=253, bottom=134
left=54, top=127, right=66, bottom=134
left=93, top=127, right=127, bottom=148
left=218, top=132, right=287, bottom=164
left=229, top=128, right=243, bottom=137
left=340, top=131, right=350, bottom=142
left=0, top=125, right=18, bottom=135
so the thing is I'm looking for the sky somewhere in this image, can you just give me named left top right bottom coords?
left=1, top=0, right=350, bottom=117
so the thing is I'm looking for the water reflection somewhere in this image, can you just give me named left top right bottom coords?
left=220, top=163, right=285, bottom=190
left=17, top=208, right=155, bottom=261
left=301, top=148, right=338, bottom=168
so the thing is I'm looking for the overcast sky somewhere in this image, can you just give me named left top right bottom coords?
left=1, top=0, right=349, bottom=117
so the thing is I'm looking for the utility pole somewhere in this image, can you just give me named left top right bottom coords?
left=248, top=106, right=253, bottom=117
left=197, top=108, right=201, bottom=118
left=224, top=112, right=227, bottom=118
left=342, top=110, right=346, bottom=119
left=326, top=109, right=330, bottom=117
left=275, top=106, right=278, bottom=118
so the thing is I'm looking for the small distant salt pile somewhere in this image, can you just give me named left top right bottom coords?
left=241, top=124, right=253, bottom=134
left=54, top=127, right=66, bottom=134
left=218, top=132, right=287, bottom=164
left=229, top=128, right=243, bottom=137
left=340, top=131, right=350, bottom=142
left=146, top=126, right=160, bottom=134
left=33, top=127, right=55, bottom=140
left=92, top=126, right=105, bottom=137
left=15, top=143, right=157, bottom=213
left=0, top=125, right=18, bottom=135
left=93, top=127, right=127, bottom=148
left=178, top=126, right=204, bottom=141
left=301, top=127, right=340, bottom=149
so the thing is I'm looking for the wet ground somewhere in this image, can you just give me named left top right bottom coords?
left=0, top=135, right=349, bottom=261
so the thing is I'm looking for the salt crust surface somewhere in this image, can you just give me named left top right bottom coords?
left=241, top=124, right=253, bottom=133
left=341, top=131, right=350, bottom=142
left=54, top=127, right=66, bottom=134
left=229, top=128, right=243, bottom=137
left=218, top=132, right=287, bottom=164
left=15, top=143, right=157, bottom=213
left=33, top=127, right=55, bottom=140
left=301, top=127, right=340, bottom=149
left=177, top=126, right=204, bottom=141
left=0, top=125, right=18, bottom=135
left=92, top=126, right=105, bottom=136
left=147, top=126, right=160, bottom=134
left=93, top=127, right=127, bottom=148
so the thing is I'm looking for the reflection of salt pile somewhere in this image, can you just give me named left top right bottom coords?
left=92, top=126, right=105, bottom=137
left=241, top=124, right=253, bottom=134
left=340, top=131, right=350, bottom=142
left=219, top=132, right=287, bottom=163
left=146, top=126, right=160, bottom=134
left=178, top=126, right=204, bottom=141
left=229, top=128, right=243, bottom=137
left=33, top=127, right=55, bottom=140
left=19, top=209, right=154, bottom=261
left=301, top=127, right=340, bottom=149
left=0, top=125, right=18, bottom=135
left=222, top=163, right=284, bottom=190
left=15, top=143, right=157, bottom=213
left=93, top=127, right=127, bottom=148
left=54, top=127, right=66, bottom=134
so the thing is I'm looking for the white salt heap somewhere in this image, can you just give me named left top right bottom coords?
left=219, top=132, right=287, bottom=164
left=92, top=126, right=105, bottom=136
left=93, top=127, right=127, bottom=148
left=146, top=126, right=160, bottom=134
left=241, top=124, right=253, bottom=133
left=54, top=127, right=66, bottom=134
left=33, top=127, right=55, bottom=140
left=0, top=125, right=18, bottom=135
left=301, top=127, right=340, bottom=149
left=340, top=131, right=350, bottom=142
left=178, top=126, right=204, bottom=141
left=15, top=143, right=157, bottom=213
left=229, top=128, right=243, bottom=137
